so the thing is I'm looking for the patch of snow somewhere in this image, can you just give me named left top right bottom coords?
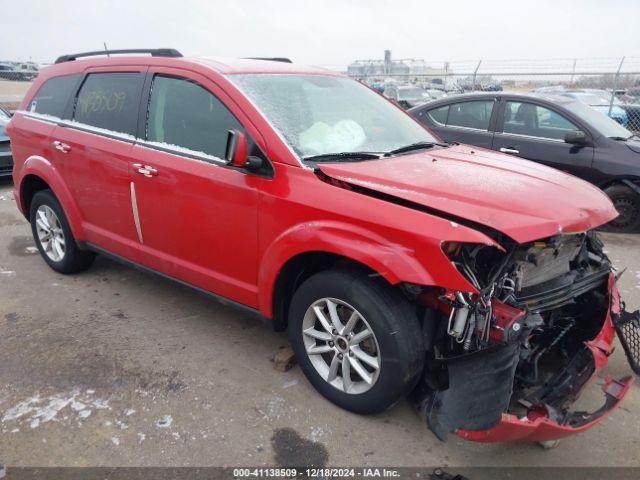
left=309, top=426, right=325, bottom=442
left=137, top=432, right=146, bottom=443
left=124, top=408, right=135, bottom=416
left=71, top=400, right=86, bottom=412
left=0, top=268, right=16, bottom=277
left=2, top=395, right=41, bottom=422
left=141, top=140, right=224, bottom=164
left=155, top=415, right=173, bottom=428
left=1, top=390, right=111, bottom=430
left=63, top=119, right=135, bottom=142
left=282, top=379, right=299, bottom=389
left=256, top=395, right=289, bottom=420
left=92, top=398, right=110, bottom=410
left=111, top=436, right=120, bottom=446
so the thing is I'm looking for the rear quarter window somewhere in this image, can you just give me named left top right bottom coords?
left=74, top=72, right=144, bottom=136
left=426, top=105, right=449, bottom=125
left=29, top=74, right=81, bottom=119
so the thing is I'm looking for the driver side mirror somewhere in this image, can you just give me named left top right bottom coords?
left=225, top=129, right=263, bottom=170
left=564, top=130, right=588, bottom=146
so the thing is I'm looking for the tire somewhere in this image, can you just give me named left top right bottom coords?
left=601, top=184, right=640, bottom=233
left=288, top=268, right=424, bottom=414
left=29, top=190, right=95, bottom=274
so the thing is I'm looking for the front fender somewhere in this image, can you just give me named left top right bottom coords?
left=18, top=155, right=86, bottom=240
left=257, top=220, right=476, bottom=317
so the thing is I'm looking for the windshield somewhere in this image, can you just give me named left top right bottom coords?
left=564, top=100, right=631, bottom=139
left=232, top=74, right=437, bottom=158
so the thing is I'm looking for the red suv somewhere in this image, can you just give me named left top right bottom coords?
left=8, top=49, right=639, bottom=444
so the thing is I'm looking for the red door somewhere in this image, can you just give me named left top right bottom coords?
left=128, top=69, right=262, bottom=307
left=51, top=125, right=138, bottom=257
left=50, top=68, right=146, bottom=259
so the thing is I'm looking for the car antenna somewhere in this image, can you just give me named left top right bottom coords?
left=103, top=42, right=110, bottom=57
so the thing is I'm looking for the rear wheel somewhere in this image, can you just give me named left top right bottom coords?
left=288, top=269, right=424, bottom=414
left=602, top=184, right=640, bottom=233
left=30, top=190, right=95, bottom=274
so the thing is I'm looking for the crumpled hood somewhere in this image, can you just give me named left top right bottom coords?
left=318, top=144, right=618, bottom=243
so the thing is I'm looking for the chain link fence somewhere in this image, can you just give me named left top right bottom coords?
left=343, top=56, right=640, bottom=133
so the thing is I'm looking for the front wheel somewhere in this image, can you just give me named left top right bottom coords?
left=288, top=269, right=424, bottom=414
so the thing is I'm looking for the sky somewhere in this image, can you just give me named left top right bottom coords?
left=1, top=0, right=638, bottom=67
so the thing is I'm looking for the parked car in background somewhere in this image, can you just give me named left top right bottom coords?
left=0, top=61, right=39, bottom=81
left=421, top=80, right=445, bottom=91
left=424, top=89, right=446, bottom=100
left=8, top=49, right=637, bottom=445
left=619, top=103, right=640, bottom=133
left=0, top=63, right=14, bottom=80
left=624, top=87, right=640, bottom=103
left=558, top=90, right=629, bottom=127
left=410, top=92, right=640, bottom=232
left=0, top=106, right=12, bottom=177
left=383, top=85, right=431, bottom=109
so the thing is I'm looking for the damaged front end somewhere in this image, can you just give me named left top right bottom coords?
left=411, top=231, right=637, bottom=442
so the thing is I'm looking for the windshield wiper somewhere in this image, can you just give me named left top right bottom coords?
left=302, top=151, right=382, bottom=163
left=384, top=141, right=446, bottom=156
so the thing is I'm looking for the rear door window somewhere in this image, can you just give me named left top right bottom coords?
left=74, top=73, right=144, bottom=136
left=503, top=101, right=578, bottom=140
left=145, top=75, right=243, bottom=160
left=446, top=100, right=494, bottom=130
left=30, top=74, right=81, bottom=119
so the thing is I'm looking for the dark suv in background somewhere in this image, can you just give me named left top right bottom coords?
left=410, top=93, right=640, bottom=232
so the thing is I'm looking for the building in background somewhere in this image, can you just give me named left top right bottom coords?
left=347, top=50, right=449, bottom=83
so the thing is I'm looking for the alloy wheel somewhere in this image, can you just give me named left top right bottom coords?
left=302, top=297, right=381, bottom=394
left=35, top=205, right=66, bottom=262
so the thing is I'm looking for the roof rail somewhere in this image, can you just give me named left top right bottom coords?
left=245, top=57, right=293, bottom=63
left=55, top=48, right=183, bottom=64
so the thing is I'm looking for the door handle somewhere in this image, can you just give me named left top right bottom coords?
left=133, top=163, right=158, bottom=178
left=52, top=140, right=71, bottom=153
left=499, top=147, right=520, bottom=155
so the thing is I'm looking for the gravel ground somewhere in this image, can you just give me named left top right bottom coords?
left=0, top=178, right=639, bottom=468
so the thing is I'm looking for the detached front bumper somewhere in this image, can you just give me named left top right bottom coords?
left=458, top=375, right=633, bottom=442
left=457, top=274, right=635, bottom=443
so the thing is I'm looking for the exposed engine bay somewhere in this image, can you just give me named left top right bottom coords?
left=410, top=230, right=631, bottom=441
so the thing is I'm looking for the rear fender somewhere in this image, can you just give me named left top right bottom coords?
left=18, top=155, right=85, bottom=240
